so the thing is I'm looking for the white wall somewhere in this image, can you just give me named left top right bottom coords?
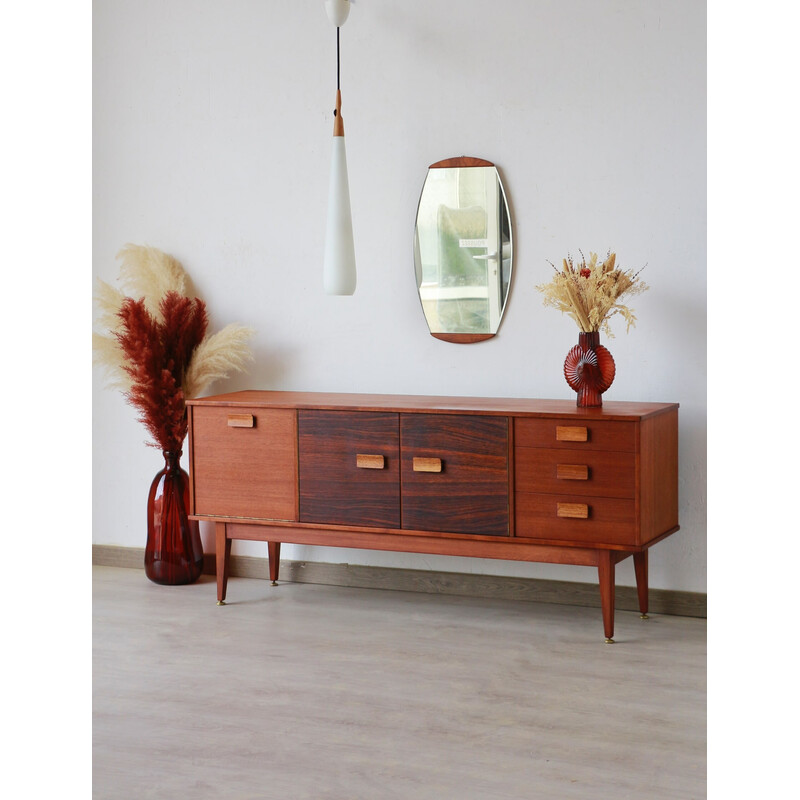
left=93, top=0, right=706, bottom=593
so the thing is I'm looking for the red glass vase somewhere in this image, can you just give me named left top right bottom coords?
left=564, top=331, right=616, bottom=408
left=145, top=450, right=203, bottom=585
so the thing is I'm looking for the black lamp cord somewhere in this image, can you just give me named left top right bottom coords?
left=334, top=27, right=340, bottom=116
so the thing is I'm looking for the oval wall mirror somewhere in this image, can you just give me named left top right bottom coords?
left=413, top=156, right=513, bottom=343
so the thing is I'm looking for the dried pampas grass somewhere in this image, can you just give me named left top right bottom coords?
left=93, top=277, right=130, bottom=390
left=116, top=244, right=191, bottom=321
left=536, top=251, right=648, bottom=338
left=92, top=330, right=131, bottom=392
left=93, top=244, right=255, bottom=449
left=183, top=323, right=255, bottom=400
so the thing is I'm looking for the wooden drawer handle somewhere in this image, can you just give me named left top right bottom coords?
left=227, top=414, right=255, bottom=428
left=413, top=457, right=442, bottom=473
left=356, top=454, right=385, bottom=470
left=557, top=464, right=589, bottom=481
left=557, top=502, right=589, bottom=519
left=556, top=425, right=588, bottom=442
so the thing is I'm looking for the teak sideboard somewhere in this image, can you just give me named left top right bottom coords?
left=186, top=391, right=679, bottom=642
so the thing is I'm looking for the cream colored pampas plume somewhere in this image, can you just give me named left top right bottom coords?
left=93, top=273, right=132, bottom=391
left=116, top=243, right=191, bottom=321
left=183, top=323, right=255, bottom=399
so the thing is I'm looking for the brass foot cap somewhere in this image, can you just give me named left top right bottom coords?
left=271, top=581, right=278, bottom=586
left=216, top=600, right=226, bottom=606
left=640, top=613, right=649, bottom=620
left=605, top=638, right=615, bottom=644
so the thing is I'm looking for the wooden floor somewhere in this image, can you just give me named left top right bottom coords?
left=93, top=566, right=706, bottom=799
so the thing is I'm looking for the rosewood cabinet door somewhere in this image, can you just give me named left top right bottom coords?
left=400, top=414, right=509, bottom=536
left=298, top=410, right=401, bottom=528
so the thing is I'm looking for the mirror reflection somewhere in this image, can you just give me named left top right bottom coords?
left=414, top=157, right=513, bottom=342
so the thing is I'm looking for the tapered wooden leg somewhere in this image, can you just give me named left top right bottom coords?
left=216, top=523, right=231, bottom=604
left=268, top=541, right=281, bottom=585
left=634, top=550, right=649, bottom=619
left=597, top=550, right=616, bottom=643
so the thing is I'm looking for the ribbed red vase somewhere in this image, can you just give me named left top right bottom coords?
left=145, top=450, right=203, bottom=585
left=563, top=331, right=616, bottom=407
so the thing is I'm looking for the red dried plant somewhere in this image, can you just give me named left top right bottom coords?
left=115, top=291, right=208, bottom=452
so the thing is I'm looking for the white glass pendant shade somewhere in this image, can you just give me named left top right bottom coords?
left=325, top=0, right=351, bottom=28
left=323, top=136, right=356, bottom=295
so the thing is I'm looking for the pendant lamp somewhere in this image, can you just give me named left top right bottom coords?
left=323, top=0, right=356, bottom=295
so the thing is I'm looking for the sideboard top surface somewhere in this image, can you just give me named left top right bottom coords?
left=187, top=391, right=678, bottom=420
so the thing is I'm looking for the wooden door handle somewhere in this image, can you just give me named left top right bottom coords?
left=557, top=502, right=589, bottom=519
left=413, top=457, right=442, bottom=473
left=356, top=454, right=385, bottom=469
left=556, top=464, right=589, bottom=480
left=556, top=425, right=588, bottom=442
left=227, top=414, right=255, bottom=428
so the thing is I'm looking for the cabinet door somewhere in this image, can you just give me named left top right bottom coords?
left=401, top=414, right=509, bottom=536
left=298, top=410, right=400, bottom=528
left=190, top=406, right=298, bottom=521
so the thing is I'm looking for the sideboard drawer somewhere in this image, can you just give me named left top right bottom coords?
left=515, top=447, right=635, bottom=499
left=190, top=406, right=298, bottom=521
left=515, top=418, right=636, bottom=452
left=516, top=492, right=636, bottom=545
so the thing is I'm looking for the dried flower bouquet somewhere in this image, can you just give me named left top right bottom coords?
left=536, top=251, right=647, bottom=337
left=93, top=244, right=254, bottom=451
